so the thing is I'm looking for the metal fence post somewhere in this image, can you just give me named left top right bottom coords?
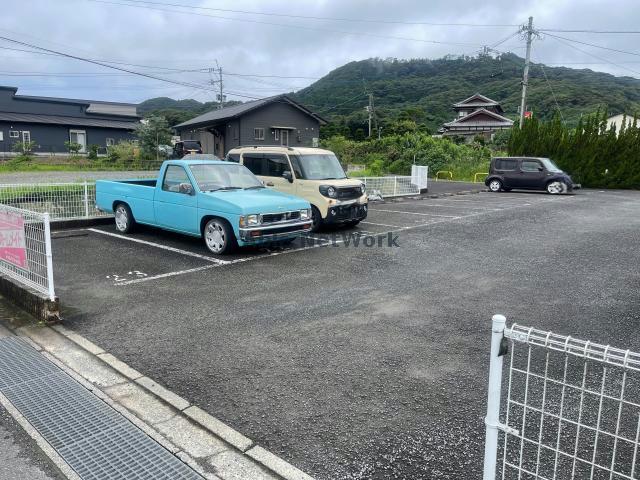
left=483, top=314, right=507, bottom=480
left=83, top=181, right=89, bottom=218
left=43, top=212, right=56, bottom=301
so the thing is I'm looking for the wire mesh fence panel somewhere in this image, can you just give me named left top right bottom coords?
left=0, top=204, right=54, bottom=299
left=484, top=319, right=640, bottom=480
left=411, top=165, right=429, bottom=189
left=360, top=176, right=421, bottom=197
left=0, top=183, right=108, bottom=220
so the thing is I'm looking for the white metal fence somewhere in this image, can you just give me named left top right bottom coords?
left=484, top=315, right=640, bottom=480
left=360, top=166, right=428, bottom=198
left=0, top=182, right=110, bottom=221
left=0, top=204, right=55, bottom=300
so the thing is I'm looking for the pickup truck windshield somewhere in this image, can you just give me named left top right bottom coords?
left=291, top=154, right=347, bottom=180
left=189, top=163, right=264, bottom=191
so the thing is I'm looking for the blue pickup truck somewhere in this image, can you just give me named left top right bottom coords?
left=96, top=159, right=313, bottom=254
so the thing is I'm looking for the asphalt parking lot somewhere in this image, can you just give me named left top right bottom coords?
left=51, top=189, right=640, bottom=479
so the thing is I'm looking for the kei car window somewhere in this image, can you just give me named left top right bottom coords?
left=226, top=153, right=240, bottom=163
left=162, top=165, right=192, bottom=193
left=264, top=154, right=290, bottom=177
left=521, top=160, right=542, bottom=172
left=242, top=154, right=264, bottom=175
left=495, top=159, right=518, bottom=171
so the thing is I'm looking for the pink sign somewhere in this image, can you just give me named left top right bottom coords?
left=0, top=211, right=28, bottom=269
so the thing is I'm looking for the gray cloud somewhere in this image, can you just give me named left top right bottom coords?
left=1, top=0, right=639, bottom=103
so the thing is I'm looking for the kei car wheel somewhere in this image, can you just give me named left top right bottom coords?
left=488, top=179, right=503, bottom=192
left=546, top=180, right=567, bottom=195
left=114, top=203, right=134, bottom=233
left=204, top=218, right=236, bottom=254
left=310, top=206, right=322, bottom=232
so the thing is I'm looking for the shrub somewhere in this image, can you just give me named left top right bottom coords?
left=87, top=144, right=100, bottom=160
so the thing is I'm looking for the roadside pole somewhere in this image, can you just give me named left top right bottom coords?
left=519, top=16, right=534, bottom=128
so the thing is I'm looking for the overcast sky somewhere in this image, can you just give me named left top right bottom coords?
left=1, top=0, right=639, bottom=105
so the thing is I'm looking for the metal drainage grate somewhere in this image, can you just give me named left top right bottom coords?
left=0, top=336, right=202, bottom=480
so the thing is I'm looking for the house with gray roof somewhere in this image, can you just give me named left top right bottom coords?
left=174, top=94, right=327, bottom=157
left=438, top=93, right=513, bottom=142
left=0, top=86, right=140, bottom=156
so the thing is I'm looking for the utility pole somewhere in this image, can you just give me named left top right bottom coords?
left=216, top=60, right=224, bottom=109
left=519, top=16, right=534, bottom=128
left=366, top=93, right=373, bottom=137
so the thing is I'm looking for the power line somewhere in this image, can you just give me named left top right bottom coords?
left=94, top=0, right=520, bottom=27
left=538, top=63, right=565, bottom=123
left=223, top=72, right=320, bottom=80
left=543, top=32, right=640, bottom=58
left=88, top=0, right=488, bottom=48
left=540, top=29, right=640, bottom=34
left=547, top=34, right=640, bottom=77
left=0, top=34, right=221, bottom=93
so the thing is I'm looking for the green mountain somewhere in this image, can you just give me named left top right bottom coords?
left=293, top=53, right=640, bottom=136
left=137, top=97, right=242, bottom=126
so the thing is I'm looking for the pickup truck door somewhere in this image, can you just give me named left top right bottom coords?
left=154, top=164, right=198, bottom=234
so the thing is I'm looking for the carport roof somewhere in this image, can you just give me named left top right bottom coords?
left=173, top=94, right=327, bottom=130
left=0, top=112, right=139, bottom=129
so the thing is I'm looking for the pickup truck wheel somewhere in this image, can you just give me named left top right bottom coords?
left=311, top=206, right=322, bottom=232
left=114, top=203, right=134, bottom=233
left=204, top=218, right=236, bottom=254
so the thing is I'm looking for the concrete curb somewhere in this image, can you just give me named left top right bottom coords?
left=5, top=320, right=314, bottom=480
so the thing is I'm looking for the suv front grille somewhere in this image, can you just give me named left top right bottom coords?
left=337, top=187, right=362, bottom=200
left=262, top=211, right=301, bottom=224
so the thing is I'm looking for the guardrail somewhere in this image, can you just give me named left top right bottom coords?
left=0, top=204, right=55, bottom=300
left=484, top=315, right=640, bottom=480
left=435, top=171, right=453, bottom=181
left=473, top=172, right=488, bottom=183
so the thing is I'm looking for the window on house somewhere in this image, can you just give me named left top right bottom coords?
left=9, top=131, right=19, bottom=138
left=106, top=138, right=115, bottom=147
left=0, top=131, right=3, bottom=141
left=458, top=111, right=468, bottom=118
left=253, top=128, right=264, bottom=141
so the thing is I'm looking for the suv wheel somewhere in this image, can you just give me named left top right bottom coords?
left=546, top=180, right=567, bottom=195
left=488, top=179, right=503, bottom=192
left=310, top=206, right=322, bottom=232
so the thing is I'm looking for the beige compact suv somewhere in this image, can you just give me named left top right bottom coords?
left=226, top=146, right=368, bottom=231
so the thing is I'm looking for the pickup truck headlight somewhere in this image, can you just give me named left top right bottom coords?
left=299, top=208, right=310, bottom=220
left=319, top=185, right=337, bottom=198
left=239, top=214, right=261, bottom=227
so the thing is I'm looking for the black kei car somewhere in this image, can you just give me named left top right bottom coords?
left=485, top=157, right=580, bottom=194
left=172, top=140, right=203, bottom=158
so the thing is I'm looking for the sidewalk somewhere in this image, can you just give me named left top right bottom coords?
left=0, top=297, right=312, bottom=480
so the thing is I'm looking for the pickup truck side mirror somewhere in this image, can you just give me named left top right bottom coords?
left=538, top=167, right=544, bottom=172
left=179, top=183, right=194, bottom=195
left=282, top=171, right=293, bottom=183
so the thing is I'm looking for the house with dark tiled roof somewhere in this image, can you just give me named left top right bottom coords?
left=438, top=93, right=513, bottom=142
left=174, top=95, right=327, bottom=157
left=0, top=86, right=140, bottom=156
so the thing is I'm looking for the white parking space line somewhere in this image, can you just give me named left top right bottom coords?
left=88, top=228, right=230, bottom=265
left=300, top=234, right=329, bottom=242
left=360, top=221, right=405, bottom=228
left=371, top=208, right=460, bottom=218
left=117, top=264, right=218, bottom=285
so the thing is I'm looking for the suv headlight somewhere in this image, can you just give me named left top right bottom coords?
left=360, top=183, right=366, bottom=194
left=239, top=214, right=261, bottom=227
left=300, top=208, right=310, bottom=220
left=319, top=185, right=338, bottom=198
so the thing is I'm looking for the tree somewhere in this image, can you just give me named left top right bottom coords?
left=135, top=116, right=172, bottom=158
